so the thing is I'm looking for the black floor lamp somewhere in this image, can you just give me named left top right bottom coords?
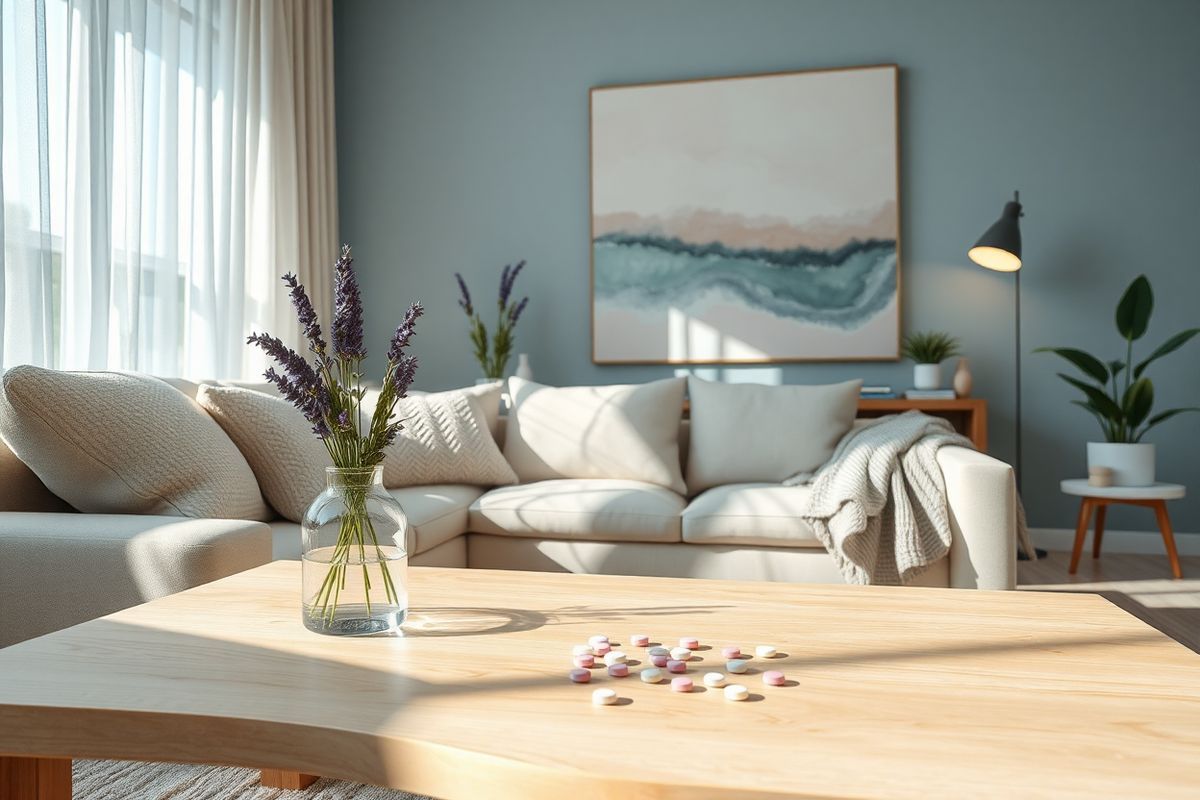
left=968, top=192, right=1044, bottom=559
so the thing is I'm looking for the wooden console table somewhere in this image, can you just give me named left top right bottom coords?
left=858, top=398, right=988, bottom=451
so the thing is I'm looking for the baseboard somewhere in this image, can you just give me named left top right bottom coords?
left=1030, top=527, right=1200, bottom=556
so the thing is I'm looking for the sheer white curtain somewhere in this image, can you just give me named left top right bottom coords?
left=1, top=0, right=337, bottom=378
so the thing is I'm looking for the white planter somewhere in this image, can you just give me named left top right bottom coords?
left=475, top=377, right=501, bottom=387
left=913, top=363, right=942, bottom=390
left=1087, top=442, right=1156, bottom=487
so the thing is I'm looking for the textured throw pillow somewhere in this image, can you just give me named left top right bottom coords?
left=504, top=377, right=687, bottom=494
left=381, top=388, right=517, bottom=488
left=0, top=367, right=271, bottom=520
left=195, top=385, right=329, bottom=523
left=407, top=381, right=503, bottom=440
left=686, top=377, right=862, bottom=493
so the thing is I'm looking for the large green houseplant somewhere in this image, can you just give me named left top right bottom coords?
left=1036, top=275, right=1198, bottom=485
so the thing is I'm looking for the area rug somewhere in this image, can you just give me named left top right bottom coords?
left=75, top=759, right=432, bottom=799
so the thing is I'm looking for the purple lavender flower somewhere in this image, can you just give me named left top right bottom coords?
left=332, top=245, right=366, bottom=360
left=250, top=333, right=331, bottom=435
left=454, top=274, right=473, bottom=316
left=282, top=273, right=328, bottom=362
left=387, top=302, right=424, bottom=364
left=508, top=296, right=529, bottom=325
left=390, top=353, right=419, bottom=398
left=336, top=410, right=351, bottom=431
left=498, top=260, right=526, bottom=307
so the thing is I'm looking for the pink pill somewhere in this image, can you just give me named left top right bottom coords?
left=630, top=634, right=650, bottom=647
left=721, top=646, right=742, bottom=659
left=666, top=659, right=687, bottom=674
left=569, top=668, right=591, bottom=684
left=593, top=642, right=612, bottom=656
left=607, top=662, right=630, bottom=678
left=762, top=670, right=786, bottom=686
left=650, top=653, right=669, bottom=668
left=671, top=676, right=694, bottom=693
left=680, top=637, right=700, bottom=650
left=573, top=654, right=595, bottom=669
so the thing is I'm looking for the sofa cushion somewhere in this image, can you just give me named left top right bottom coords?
left=686, top=377, right=861, bottom=493
left=682, top=483, right=823, bottom=548
left=408, top=381, right=504, bottom=441
left=504, top=377, right=687, bottom=494
left=469, top=479, right=684, bottom=543
left=0, top=367, right=271, bottom=520
left=380, top=387, right=517, bottom=489
left=269, top=484, right=484, bottom=559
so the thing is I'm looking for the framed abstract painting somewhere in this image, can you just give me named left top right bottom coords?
left=590, top=64, right=900, bottom=363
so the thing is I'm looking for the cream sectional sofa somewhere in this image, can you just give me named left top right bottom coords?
left=0, top=378, right=1018, bottom=649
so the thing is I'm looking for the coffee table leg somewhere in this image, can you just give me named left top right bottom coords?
left=1092, top=504, right=1107, bottom=559
left=1152, top=501, right=1183, bottom=580
left=261, top=769, right=319, bottom=789
left=1069, top=499, right=1093, bottom=575
left=0, top=756, right=71, bottom=800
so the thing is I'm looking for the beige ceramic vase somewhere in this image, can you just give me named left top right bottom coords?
left=953, top=358, right=973, bottom=398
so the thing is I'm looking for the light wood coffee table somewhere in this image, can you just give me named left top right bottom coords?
left=2, top=562, right=1198, bottom=799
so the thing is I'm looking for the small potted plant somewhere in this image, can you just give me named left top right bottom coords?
left=454, top=261, right=530, bottom=383
left=1037, top=275, right=1198, bottom=486
left=902, top=331, right=961, bottom=390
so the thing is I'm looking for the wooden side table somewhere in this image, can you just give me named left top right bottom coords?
left=1060, top=479, right=1185, bottom=579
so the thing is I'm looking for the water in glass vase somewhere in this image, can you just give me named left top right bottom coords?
left=302, top=545, right=408, bottom=635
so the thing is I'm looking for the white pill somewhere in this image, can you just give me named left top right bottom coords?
left=670, top=646, right=692, bottom=661
left=724, top=684, right=750, bottom=701
left=572, top=644, right=594, bottom=656
left=703, top=672, right=727, bottom=688
left=592, top=688, right=618, bottom=706
left=603, top=650, right=628, bottom=666
left=755, top=645, right=778, bottom=659
left=640, top=668, right=664, bottom=684
left=587, top=635, right=609, bottom=648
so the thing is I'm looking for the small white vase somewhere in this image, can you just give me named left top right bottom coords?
left=514, top=353, right=533, bottom=381
left=1087, top=442, right=1156, bottom=487
left=913, top=363, right=942, bottom=390
left=952, top=358, right=973, bottom=398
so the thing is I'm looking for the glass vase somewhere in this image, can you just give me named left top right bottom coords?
left=301, top=466, right=409, bottom=636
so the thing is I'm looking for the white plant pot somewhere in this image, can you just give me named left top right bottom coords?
left=1087, top=442, right=1156, bottom=487
left=913, top=363, right=941, bottom=390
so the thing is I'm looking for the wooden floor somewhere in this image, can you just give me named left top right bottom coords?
left=1020, top=550, right=1200, bottom=653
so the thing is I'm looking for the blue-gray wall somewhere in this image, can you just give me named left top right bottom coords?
left=334, top=0, right=1200, bottom=534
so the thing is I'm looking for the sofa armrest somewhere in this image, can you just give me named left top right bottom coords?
left=937, top=446, right=1017, bottom=590
left=0, top=513, right=272, bottom=647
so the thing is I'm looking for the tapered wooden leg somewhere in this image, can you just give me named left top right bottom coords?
left=1092, top=504, right=1107, bottom=559
left=1069, top=499, right=1093, bottom=575
left=261, top=769, right=319, bottom=789
left=0, top=756, right=72, bottom=800
left=1152, top=501, right=1183, bottom=580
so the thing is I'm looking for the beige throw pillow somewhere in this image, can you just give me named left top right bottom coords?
left=504, top=377, right=687, bottom=494
left=686, top=377, right=862, bottom=493
left=382, top=388, right=517, bottom=488
left=0, top=367, right=271, bottom=520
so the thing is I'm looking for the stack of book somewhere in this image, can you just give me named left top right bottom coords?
left=903, top=388, right=957, bottom=400
left=859, top=385, right=898, bottom=400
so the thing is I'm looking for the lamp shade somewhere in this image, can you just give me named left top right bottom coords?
left=968, top=196, right=1023, bottom=272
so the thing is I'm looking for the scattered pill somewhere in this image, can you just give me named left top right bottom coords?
left=593, top=642, right=612, bottom=656
left=603, top=650, right=627, bottom=666
left=608, top=662, right=630, bottom=678
left=721, top=646, right=742, bottom=659
left=648, top=646, right=671, bottom=658
left=762, top=670, right=786, bottom=686
left=592, top=688, right=617, bottom=706
left=630, top=634, right=650, bottom=647
left=724, top=684, right=750, bottom=701
left=703, top=672, right=727, bottom=688
left=650, top=653, right=669, bottom=668
left=755, top=645, right=778, bottom=659
left=671, top=677, right=694, bottom=693
left=666, top=659, right=687, bottom=674
left=573, top=654, right=595, bottom=668
left=640, top=668, right=664, bottom=683
left=680, top=637, right=700, bottom=650
left=588, top=635, right=609, bottom=649
left=569, top=668, right=591, bottom=684
left=670, top=646, right=692, bottom=661
left=726, top=659, right=749, bottom=674
left=572, top=644, right=594, bottom=656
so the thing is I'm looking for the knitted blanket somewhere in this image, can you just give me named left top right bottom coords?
left=788, top=411, right=1032, bottom=585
